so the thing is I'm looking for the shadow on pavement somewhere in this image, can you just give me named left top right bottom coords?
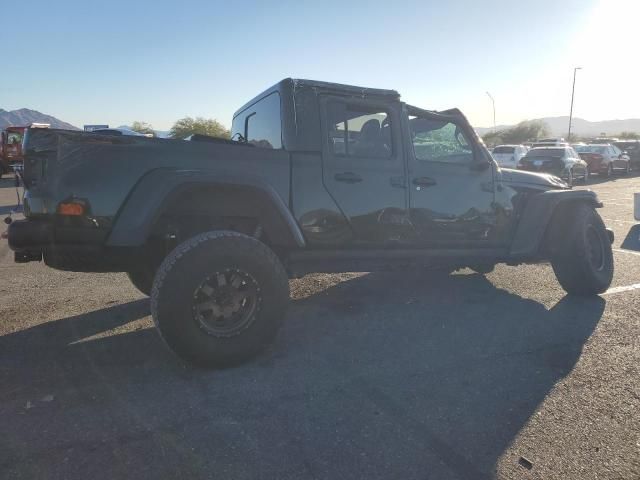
left=0, top=272, right=605, bottom=480
left=621, top=224, right=640, bottom=251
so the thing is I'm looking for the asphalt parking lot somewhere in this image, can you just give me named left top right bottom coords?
left=1, top=172, right=639, bottom=480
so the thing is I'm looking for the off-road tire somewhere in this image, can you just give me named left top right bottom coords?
left=151, top=230, right=290, bottom=367
left=127, top=268, right=155, bottom=296
left=566, top=169, right=573, bottom=188
left=551, top=204, right=613, bottom=296
left=471, top=264, right=495, bottom=275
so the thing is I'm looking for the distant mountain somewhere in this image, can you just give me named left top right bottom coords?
left=476, top=116, right=640, bottom=137
left=0, top=108, right=79, bottom=130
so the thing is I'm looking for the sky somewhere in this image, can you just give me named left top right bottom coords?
left=1, top=0, right=638, bottom=131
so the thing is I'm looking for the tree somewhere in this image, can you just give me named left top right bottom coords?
left=169, top=117, right=230, bottom=140
left=131, top=121, right=155, bottom=136
left=482, top=120, right=550, bottom=147
left=618, top=131, right=640, bottom=140
left=481, top=130, right=504, bottom=148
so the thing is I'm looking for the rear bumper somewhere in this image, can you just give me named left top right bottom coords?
left=7, top=219, right=53, bottom=252
left=6, top=218, right=123, bottom=270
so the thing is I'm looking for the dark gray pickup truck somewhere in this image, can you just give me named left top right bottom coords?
left=7, top=78, right=614, bottom=366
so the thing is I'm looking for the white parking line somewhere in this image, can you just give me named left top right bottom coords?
left=613, top=248, right=640, bottom=257
left=604, top=283, right=640, bottom=295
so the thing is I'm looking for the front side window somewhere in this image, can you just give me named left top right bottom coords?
left=231, top=92, right=282, bottom=149
left=327, top=102, right=392, bottom=158
left=409, top=116, right=473, bottom=164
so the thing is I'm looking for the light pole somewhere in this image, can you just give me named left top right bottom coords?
left=568, top=67, right=582, bottom=142
left=486, top=91, right=496, bottom=133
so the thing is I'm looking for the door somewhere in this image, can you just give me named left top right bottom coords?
left=320, top=96, right=409, bottom=245
left=405, top=108, right=501, bottom=248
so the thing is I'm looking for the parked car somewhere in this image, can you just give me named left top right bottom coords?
left=613, top=140, right=640, bottom=170
left=574, top=144, right=631, bottom=176
left=90, top=127, right=151, bottom=137
left=491, top=144, right=528, bottom=168
left=518, top=146, right=589, bottom=186
left=538, top=137, right=566, bottom=144
left=7, top=78, right=614, bottom=367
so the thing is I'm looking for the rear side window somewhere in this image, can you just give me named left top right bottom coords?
left=7, top=132, right=23, bottom=144
left=493, top=146, right=515, bottom=154
left=326, top=102, right=392, bottom=159
left=231, top=92, right=282, bottom=149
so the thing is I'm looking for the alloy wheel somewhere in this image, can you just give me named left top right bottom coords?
left=192, top=269, right=261, bottom=337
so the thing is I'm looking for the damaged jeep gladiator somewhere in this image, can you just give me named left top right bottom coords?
left=7, top=78, right=614, bottom=366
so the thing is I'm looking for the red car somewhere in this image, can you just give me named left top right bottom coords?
left=574, top=144, right=631, bottom=177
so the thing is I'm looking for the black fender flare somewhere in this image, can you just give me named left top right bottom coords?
left=509, top=189, right=602, bottom=258
left=106, top=169, right=306, bottom=248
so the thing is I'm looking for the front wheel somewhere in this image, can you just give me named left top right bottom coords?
left=151, top=231, right=290, bottom=367
left=551, top=204, right=613, bottom=295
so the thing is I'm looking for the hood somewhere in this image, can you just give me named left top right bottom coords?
left=499, top=168, right=568, bottom=190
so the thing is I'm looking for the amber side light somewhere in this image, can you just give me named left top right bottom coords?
left=57, top=202, right=85, bottom=216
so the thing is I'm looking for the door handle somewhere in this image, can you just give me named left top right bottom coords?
left=334, top=172, right=363, bottom=183
left=412, top=176, right=437, bottom=187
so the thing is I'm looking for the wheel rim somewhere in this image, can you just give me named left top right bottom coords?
left=192, top=269, right=261, bottom=337
left=585, top=225, right=606, bottom=272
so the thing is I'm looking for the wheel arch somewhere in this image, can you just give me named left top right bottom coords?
left=106, top=169, right=305, bottom=249
left=509, top=189, right=603, bottom=258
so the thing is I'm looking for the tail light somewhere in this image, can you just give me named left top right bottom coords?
left=57, top=199, right=88, bottom=216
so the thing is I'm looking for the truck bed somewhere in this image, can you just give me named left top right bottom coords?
left=22, top=129, right=292, bottom=226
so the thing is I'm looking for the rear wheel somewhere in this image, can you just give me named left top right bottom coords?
left=127, top=268, right=155, bottom=296
left=566, top=169, right=573, bottom=188
left=551, top=204, right=613, bottom=295
left=151, top=231, right=290, bottom=367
